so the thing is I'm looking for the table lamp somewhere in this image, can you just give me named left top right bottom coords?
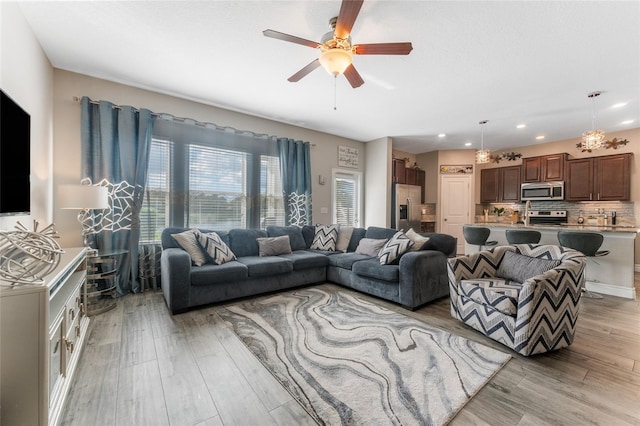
left=59, top=184, right=109, bottom=254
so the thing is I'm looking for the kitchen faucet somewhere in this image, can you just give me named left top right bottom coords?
left=524, top=200, right=532, bottom=226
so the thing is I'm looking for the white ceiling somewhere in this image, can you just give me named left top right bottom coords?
left=18, top=1, right=640, bottom=154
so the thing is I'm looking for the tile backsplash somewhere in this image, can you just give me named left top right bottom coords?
left=477, top=201, right=635, bottom=226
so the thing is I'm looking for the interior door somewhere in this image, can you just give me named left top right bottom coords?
left=440, top=175, right=472, bottom=255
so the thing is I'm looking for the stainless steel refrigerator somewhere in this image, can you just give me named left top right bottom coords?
left=392, top=184, right=422, bottom=231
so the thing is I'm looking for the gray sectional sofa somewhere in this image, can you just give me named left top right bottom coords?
left=160, top=225, right=456, bottom=314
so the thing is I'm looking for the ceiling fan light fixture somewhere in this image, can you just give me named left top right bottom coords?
left=319, top=48, right=353, bottom=76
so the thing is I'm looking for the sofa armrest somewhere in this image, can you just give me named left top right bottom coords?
left=160, top=248, right=192, bottom=314
left=398, top=250, right=449, bottom=308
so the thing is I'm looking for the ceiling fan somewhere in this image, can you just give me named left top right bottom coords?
left=263, top=0, right=413, bottom=88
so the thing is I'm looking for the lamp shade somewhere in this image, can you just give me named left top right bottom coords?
left=318, top=48, right=353, bottom=76
left=59, top=184, right=109, bottom=210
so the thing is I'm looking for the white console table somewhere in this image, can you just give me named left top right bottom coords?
left=0, top=247, right=89, bottom=426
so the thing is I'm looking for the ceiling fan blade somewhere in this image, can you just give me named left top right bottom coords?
left=334, top=0, right=364, bottom=39
left=288, top=59, right=321, bottom=82
left=354, top=42, right=414, bottom=55
left=263, top=29, right=321, bottom=49
left=343, top=64, right=364, bottom=88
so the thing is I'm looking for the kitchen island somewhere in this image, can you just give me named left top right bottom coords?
left=463, top=223, right=639, bottom=300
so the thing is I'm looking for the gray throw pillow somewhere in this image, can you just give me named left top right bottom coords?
left=496, top=251, right=561, bottom=283
left=172, top=228, right=207, bottom=266
left=336, top=226, right=354, bottom=252
left=355, top=238, right=389, bottom=257
left=256, top=235, right=292, bottom=256
left=405, top=228, right=430, bottom=252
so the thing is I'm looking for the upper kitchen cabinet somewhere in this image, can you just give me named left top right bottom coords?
left=392, top=158, right=406, bottom=184
left=481, top=165, right=521, bottom=203
left=565, top=153, right=632, bottom=201
left=522, top=153, right=567, bottom=182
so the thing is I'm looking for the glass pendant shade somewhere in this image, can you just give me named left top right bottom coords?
left=580, top=91, right=605, bottom=151
left=581, top=129, right=605, bottom=150
left=319, top=48, right=353, bottom=76
left=475, top=149, right=491, bottom=164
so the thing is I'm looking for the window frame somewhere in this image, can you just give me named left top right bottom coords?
left=331, top=168, right=362, bottom=227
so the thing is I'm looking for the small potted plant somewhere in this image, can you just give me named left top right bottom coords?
left=493, top=207, right=505, bottom=222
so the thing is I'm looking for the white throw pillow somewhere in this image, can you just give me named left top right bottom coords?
left=172, top=228, right=207, bottom=266
left=336, top=226, right=354, bottom=252
left=405, top=228, right=430, bottom=251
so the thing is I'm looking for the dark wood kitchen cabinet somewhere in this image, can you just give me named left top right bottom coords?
left=565, top=153, right=632, bottom=201
left=392, top=158, right=406, bottom=184
left=481, top=165, right=521, bottom=203
left=522, top=153, right=567, bottom=182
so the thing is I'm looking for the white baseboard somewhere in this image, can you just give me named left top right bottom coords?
left=585, top=280, right=636, bottom=300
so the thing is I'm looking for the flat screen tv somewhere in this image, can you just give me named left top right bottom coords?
left=0, top=89, right=31, bottom=216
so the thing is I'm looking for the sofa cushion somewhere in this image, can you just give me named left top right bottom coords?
left=355, top=238, right=388, bottom=257
left=171, top=228, right=208, bottom=266
left=327, top=253, right=372, bottom=270
left=190, top=261, right=249, bottom=286
left=257, top=235, right=292, bottom=256
left=336, top=226, right=354, bottom=252
left=497, top=251, right=561, bottom=283
left=405, top=228, right=430, bottom=251
left=421, top=233, right=457, bottom=257
left=229, top=229, right=268, bottom=257
left=266, top=226, right=306, bottom=251
left=236, top=256, right=294, bottom=277
left=301, top=225, right=316, bottom=249
left=198, top=232, right=236, bottom=265
left=162, top=227, right=229, bottom=249
left=310, top=224, right=340, bottom=251
left=279, top=251, right=330, bottom=270
left=378, top=231, right=414, bottom=265
left=364, top=226, right=398, bottom=240
left=460, top=278, right=521, bottom=316
left=352, top=258, right=400, bottom=282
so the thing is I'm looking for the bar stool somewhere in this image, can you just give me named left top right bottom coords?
left=462, top=226, right=498, bottom=252
left=505, top=229, right=541, bottom=244
left=557, top=231, right=609, bottom=299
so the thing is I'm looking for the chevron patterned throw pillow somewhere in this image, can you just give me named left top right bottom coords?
left=378, top=231, right=414, bottom=265
left=310, top=224, right=340, bottom=251
left=199, top=232, right=237, bottom=265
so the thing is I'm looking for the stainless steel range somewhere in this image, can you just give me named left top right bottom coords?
left=527, top=210, right=568, bottom=226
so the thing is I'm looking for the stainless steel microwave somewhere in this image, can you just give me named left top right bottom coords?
left=520, top=181, right=564, bottom=201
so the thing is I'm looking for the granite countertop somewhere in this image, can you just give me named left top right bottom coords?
left=471, top=221, right=640, bottom=234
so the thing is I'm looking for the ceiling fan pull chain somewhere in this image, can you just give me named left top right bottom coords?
left=334, top=76, right=338, bottom=111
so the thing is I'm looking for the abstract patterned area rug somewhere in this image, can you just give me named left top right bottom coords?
left=217, top=286, right=511, bottom=425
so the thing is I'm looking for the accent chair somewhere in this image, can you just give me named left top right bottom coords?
left=448, top=244, right=586, bottom=356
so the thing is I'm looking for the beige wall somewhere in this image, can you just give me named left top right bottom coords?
left=365, top=137, right=392, bottom=228
left=52, top=70, right=365, bottom=247
left=0, top=3, right=54, bottom=231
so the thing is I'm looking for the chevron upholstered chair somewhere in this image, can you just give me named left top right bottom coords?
left=447, top=244, right=586, bottom=356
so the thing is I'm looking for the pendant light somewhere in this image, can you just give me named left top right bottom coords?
left=580, top=91, right=605, bottom=151
left=475, top=120, right=491, bottom=164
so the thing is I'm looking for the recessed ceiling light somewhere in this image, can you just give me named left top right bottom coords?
left=612, top=102, right=628, bottom=108
left=438, top=133, right=446, bottom=138
left=535, top=135, right=545, bottom=140
left=621, top=119, right=634, bottom=125
left=464, top=142, right=472, bottom=147
left=516, top=124, right=527, bottom=129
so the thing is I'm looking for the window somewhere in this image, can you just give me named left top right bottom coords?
left=139, top=122, right=285, bottom=242
left=332, top=169, right=361, bottom=226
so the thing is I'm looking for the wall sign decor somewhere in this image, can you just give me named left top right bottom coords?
left=440, top=164, right=473, bottom=174
left=338, top=146, right=359, bottom=168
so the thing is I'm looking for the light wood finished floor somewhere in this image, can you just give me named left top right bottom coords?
left=61, top=273, right=640, bottom=426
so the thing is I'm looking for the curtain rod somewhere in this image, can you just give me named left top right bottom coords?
left=72, top=96, right=285, bottom=140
